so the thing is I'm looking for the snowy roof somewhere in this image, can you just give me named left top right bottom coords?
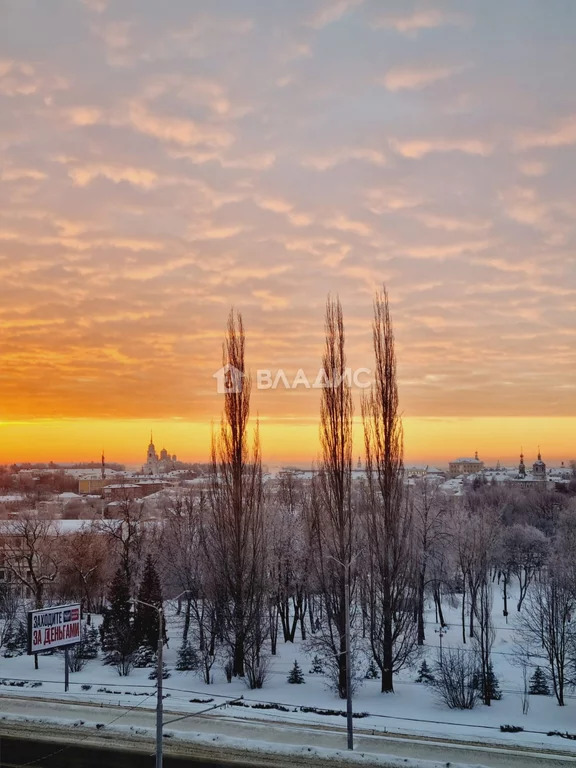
left=55, top=519, right=97, bottom=533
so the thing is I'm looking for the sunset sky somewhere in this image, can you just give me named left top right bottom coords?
left=1, top=0, right=575, bottom=467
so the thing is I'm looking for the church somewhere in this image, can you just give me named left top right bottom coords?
left=142, top=434, right=178, bottom=475
left=517, top=449, right=548, bottom=485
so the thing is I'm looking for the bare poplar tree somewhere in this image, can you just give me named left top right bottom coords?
left=204, top=309, right=266, bottom=682
left=362, top=287, right=418, bottom=693
left=307, top=297, right=357, bottom=699
left=473, top=576, right=495, bottom=705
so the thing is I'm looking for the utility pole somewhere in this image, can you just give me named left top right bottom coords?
left=327, top=554, right=357, bottom=751
left=130, top=590, right=191, bottom=768
left=132, top=598, right=164, bottom=768
left=344, top=560, right=353, bottom=751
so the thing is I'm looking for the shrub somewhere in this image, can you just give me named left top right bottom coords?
left=65, top=644, right=87, bottom=673
left=245, top=654, right=270, bottom=690
left=432, top=648, right=479, bottom=710
left=547, top=731, right=576, bottom=740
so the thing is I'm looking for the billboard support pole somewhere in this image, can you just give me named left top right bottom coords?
left=64, top=647, right=70, bottom=692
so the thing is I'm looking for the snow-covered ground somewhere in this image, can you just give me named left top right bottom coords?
left=1, top=586, right=574, bottom=758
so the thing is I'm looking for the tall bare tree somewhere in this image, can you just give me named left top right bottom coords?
left=307, top=297, right=357, bottom=699
left=362, top=287, right=417, bottom=693
left=204, top=310, right=266, bottom=682
left=473, top=576, right=495, bottom=705
left=0, top=514, right=61, bottom=608
left=57, top=526, right=111, bottom=613
left=268, top=474, right=309, bottom=647
left=412, top=476, right=450, bottom=644
left=96, top=493, right=148, bottom=596
left=454, top=504, right=498, bottom=642
left=516, top=565, right=575, bottom=706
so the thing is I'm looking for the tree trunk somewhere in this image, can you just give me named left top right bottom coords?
left=434, top=587, right=445, bottom=628
left=182, top=597, right=191, bottom=642
left=461, top=580, right=466, bottom=644
left=417, top=571, right=425, bottom=645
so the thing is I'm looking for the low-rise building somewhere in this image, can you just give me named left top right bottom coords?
left=449, top=453, right=485, bottom=478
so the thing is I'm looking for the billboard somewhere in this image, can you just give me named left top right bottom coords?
left=27, top=604, right=82, bottom=654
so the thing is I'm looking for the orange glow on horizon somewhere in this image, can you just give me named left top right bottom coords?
left=1, top=417, right=573, bottom=469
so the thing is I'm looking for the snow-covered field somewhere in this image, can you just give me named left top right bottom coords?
left=1, top=584, right=574, bottom=760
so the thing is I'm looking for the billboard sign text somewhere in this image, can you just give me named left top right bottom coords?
left=27, top=604, right=81, bottom=654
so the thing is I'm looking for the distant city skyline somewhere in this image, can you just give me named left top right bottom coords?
left=0, top=416, right=572, bottom=468
left=1, top=1, right=575, bottom=463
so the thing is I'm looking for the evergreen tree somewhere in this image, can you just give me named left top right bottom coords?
left=133, top=554, right=166, bottom=652
left=473, top=662, right=501, bottom=701
left=287, top=659, right=305, bottom=684
left=78, top=625, right=99, bottom=660
left=148, top=661, right=170, bottom=680
left=176, top=639, right=199, bottom=672
left=100, top=567, right=136, bottom=675
left=308, top=654, right=325, bottom=674
left=365, top=658, right=380, bottom=679
left=132, top=645, right=156, bottom=668
left=2, top=621, right=27, bottom=658
left=484, top=663, right=502, bottom=701
left=415, top=659, right=435, bottom=685
left=529, top=666, right=551, bottom=695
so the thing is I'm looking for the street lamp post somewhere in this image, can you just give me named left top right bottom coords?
left=435, top=627, right=446, bottom=662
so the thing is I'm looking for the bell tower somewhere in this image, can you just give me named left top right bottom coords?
left=532, top=447, right=546, bottom=483
left=145, top=432, right=159, bottom=475
left=518, top=449, right=526, bottom=478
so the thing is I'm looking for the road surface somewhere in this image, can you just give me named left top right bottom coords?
left=1, top=694, right=575, bottom=767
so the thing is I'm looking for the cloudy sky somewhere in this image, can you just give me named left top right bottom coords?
left=1, top=0, right=575, bottom=466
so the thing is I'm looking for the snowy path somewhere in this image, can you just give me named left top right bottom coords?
left=1, top=694, right=576, bottom=768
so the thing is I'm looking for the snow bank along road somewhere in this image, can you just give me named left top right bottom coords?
left=0, top=695, right=576, bottom=768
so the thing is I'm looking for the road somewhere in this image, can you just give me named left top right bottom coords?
left=0, top=694, right=576, bottom=767
left=0, top=734, right=247, bottom=767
